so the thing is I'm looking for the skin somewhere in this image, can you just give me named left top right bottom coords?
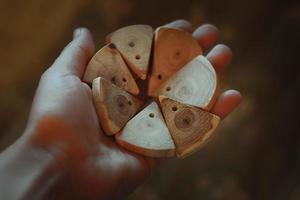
left=0, top=20, right=242, bottom=199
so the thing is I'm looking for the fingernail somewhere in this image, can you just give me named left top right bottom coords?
left=73, top=28, right=82, bottom=39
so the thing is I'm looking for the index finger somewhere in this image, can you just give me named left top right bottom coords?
left=162, top=19, right=194, bottom=33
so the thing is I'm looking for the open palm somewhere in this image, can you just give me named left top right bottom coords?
left=25, top=20, right=242, bottom=199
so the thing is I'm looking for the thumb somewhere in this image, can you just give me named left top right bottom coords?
left=51, top=28, right=95, bottom=78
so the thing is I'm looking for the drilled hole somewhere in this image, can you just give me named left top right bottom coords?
left=135, top=55, right=141, bottom=60
left=128, top=100, right=132, bottom=106
left=108, top=43, right=116, bottom=49
left=122, top=78, right=127, bottom=82
left=166, top=86, right=171, bottom=92
left=129, top=42, right=135, bottom=47
left=149, top=113, right=155, bottom=118
left=172, top=106, right=178, bottom=112
left=111, top=77, right=116, bottom=83
left=157, top=74, right=162, bottom=80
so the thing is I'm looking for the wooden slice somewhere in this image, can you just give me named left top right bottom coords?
left=148, top=27, right=202, bottom=96
left=153, top=55, right=218, bottom=110
left=115, top=102, right=175, bottom=158
left=106, top=25, right=153, bottom=80
left=159, top=96, right=220, bottom=158
left=92, top=77, right=143, bottom=136
left=83, top=43, right=139, bottom=95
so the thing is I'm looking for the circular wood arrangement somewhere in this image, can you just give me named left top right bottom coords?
left=84, top=24, right=220, bottom=158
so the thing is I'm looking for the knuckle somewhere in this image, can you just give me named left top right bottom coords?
left=41, top=69, right=51, bottom=80
left=202, top=23, right=219, bottom=31
left=40, top=67, right=56, bottom=81
left=71, top=41, right=93, bottom=59
left=176, top=19, right=192, bottom=25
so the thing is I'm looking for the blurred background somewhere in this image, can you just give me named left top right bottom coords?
left=0, top=0, right=299, bottom=199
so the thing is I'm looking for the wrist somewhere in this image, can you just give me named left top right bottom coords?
left=0, top=136, right=64, bottom=200
left=0, top=117, right=89, bottom=199
left=0, top=118, right=96, bottom=199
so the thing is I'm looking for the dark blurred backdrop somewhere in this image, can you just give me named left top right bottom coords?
left=0, top=0, right=299, bottom=199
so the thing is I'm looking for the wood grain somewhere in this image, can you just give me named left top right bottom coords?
left=115, top=101, right=175, bottom=157
left=159, top=96, right=220, bottom=158
left=83, top=43, right=139, bottom=95
left=153, top=55, right=218, bottom=110
left=148, top=27, right=202, bottom=96
left=106, top=25, right=153, bottom=80
left=92, top=77, right=143, bottom=136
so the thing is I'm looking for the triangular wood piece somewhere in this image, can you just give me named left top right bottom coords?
left=153, top=55, right=218, bottom=110
left=83, top=44, right=139, bottom=95
left=148, top=27, right=202, bottom=96
left=92, top=77, right=143, bottom=136
left=115, top=102, right=175, bottom=158
left=106, top=25, right=153, bottom=80
left=159, top=96, right=220, bottom=158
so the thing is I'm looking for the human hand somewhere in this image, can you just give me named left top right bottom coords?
left=1, top=20, right=242, bottom=200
